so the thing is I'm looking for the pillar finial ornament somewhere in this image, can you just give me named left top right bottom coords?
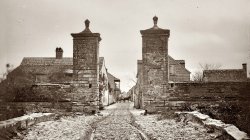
left=85, top=19, right=90, bottom=28
left=153, top=16, right=158, bottom=27
left=83, top=19, right=91, bottom=32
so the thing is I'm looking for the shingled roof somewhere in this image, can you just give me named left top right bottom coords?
left=168, top=55, right=190, bottom=73
left=20, top=57, right=105, bottom=75
left=21, top=57, right=73, bottom=66
left=175, top=60, right=185, bottom=64
left=21, top=57, right=105, bottom=67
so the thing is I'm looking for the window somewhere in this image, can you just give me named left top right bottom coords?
left=170, top=83, right=174, bottom=88
left=170, top=65, right=175, bottom=75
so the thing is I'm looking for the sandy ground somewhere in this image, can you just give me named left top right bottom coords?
left=14, top=102, right=217, bottom=140
left=130, top=103, right=215, bottom=140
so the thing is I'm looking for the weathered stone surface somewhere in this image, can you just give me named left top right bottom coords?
left=140, top=17, right=170, bottom=110
left=0, top=112, right=55, bottom=138
left=142, top=81, right=250, bottom=114
left=71, top=20, right=101, bottom=112
left=176, top=111, right=249, bottom=140
left=92, top=103, right=148, bottom=140
left=172, top=82, right=250, bottom=100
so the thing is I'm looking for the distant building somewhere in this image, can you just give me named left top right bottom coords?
left=19, top=48, right=120, bottom=106
left=20, top=51, right=73, bottom=84
left=203, top=63, right=247, bottom=82
left=169, top=55, right=190, bottom=82
left=99, top=58, right=121, bottom=106
left=98, top=57, right=108, bottom=107
left=107, top=72, right=120, bottom=104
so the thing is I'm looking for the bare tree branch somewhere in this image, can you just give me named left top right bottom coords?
left=192, top=63, right=222, bottom=82
left=199, top=63, right=222, bottom=70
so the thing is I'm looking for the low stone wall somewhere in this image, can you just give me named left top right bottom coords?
left=142, top=82, right=250, bottom=135
left=0, top=83, right=74, bottom=121
left=176, top=111, right=249, bottom=140
left=0, top=113, right=55, bottom=129
left=144, top=82, right=250, bottom=111
left=172, top=82, right=250, bottom=100
left=28, top=84, right=72, bottom=102
left=0, top=113, right=55, bottom=139
left=0, top=102, right=72, bottom=121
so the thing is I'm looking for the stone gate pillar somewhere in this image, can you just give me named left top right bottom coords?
left=71, top=19, right=101, bottom=113
left=140, top=16, right=170, bottom=109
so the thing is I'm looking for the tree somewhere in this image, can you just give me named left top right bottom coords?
left=1, top=63, right=13, bottom=80
left=0, top=67, right=34, bottom=101
left=6, top=63, right=10, bottom=71
left=192, top=63, right=222, bottom=82
left=199, top=63, right=222, bottom=71
left=192, top=71, right=204, bottom=82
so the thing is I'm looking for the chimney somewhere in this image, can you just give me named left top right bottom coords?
left=180, top=61, right=185, bottom=67
left=56, top=47, right=63, bottom=59
left=242, top=63, right=247, bottom=74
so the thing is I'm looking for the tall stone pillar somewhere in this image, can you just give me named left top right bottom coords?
left=140, top=16, right=170, bottom=109
left=71, top=19, right=101, bottom=113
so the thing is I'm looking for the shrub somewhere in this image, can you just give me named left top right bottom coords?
left=157, top=109, right=178, bottom=120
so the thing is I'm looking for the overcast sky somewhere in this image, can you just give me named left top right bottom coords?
left=0, top=0, right=250, bottom=91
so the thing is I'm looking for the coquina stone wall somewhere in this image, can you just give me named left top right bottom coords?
left=0, top=102, right=71, bottom=121
left=140, top=16, right=170, bottom=110
left=145, top=82, right=250, bottom=111
left=171, top=82, right=250, bottom=101
left=203, top=69, right=247, bottom=82
left=71, top=19, right=101, bottom=113
left=0, top=84, right=72, bottom=121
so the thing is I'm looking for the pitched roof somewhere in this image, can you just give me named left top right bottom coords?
left=175, top=60, right=185, bottom=64
left=168, top=55, right=190, bottom=73
left=168, top=55, right=181, bottom=65
left=107, top=72, right=120, bottom=81
left=21, top=57, right=73, bottom=66
left=21, top=57, right=105, bottom=67
left=107, top=72, right=120, bottom=89
left=107, top=73, right=115, bottom=89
